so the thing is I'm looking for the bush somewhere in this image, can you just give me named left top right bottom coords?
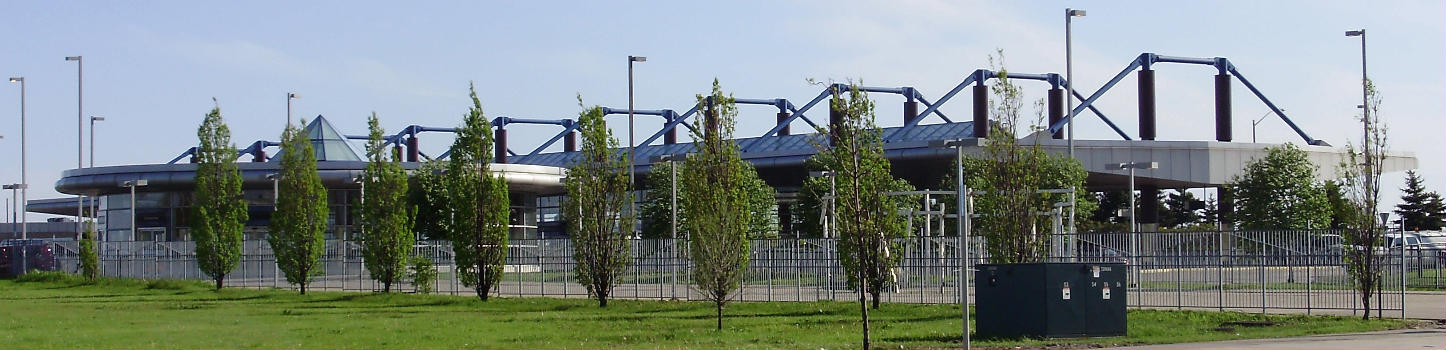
left=411, top=257, right=436, bottom=294
left=15, top=270, right=77, bottom=284
left=80, top=225, right=100, bottom=281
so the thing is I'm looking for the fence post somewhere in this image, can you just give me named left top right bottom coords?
left=1399, top=237, right=1406, bottom=319
left=1259, top=233, right=1266, bottom=314
left=1217, top=231, right=1225, bottom=312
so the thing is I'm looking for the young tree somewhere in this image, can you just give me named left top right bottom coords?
left=359, top=112, right=415, bottom=293
left=1394, top=171, right=1445, bottom=231
left=409, top=160, right=450, bottom=241
left=680, top=80, right=753, bottom=330
left=445, top=83, right=511, bottom=301
left=192, top=104, right=247, bottom=290
left=794, top=159, right=915, bottom=239
left=270, top=123, right=328, bottom=295
left=79, top=221, right=99, bottom=281
left=1324, top=180, right=1352, bottom=229
left=961, top=52, right=1089, bottom=263
left=811, top=83, right=911, bottom=316
left=1339, top=79, right=1389, bottom=319
left=564, top=101, right=633, bottom=307
left=1229, top=144, right=1331, bottom=230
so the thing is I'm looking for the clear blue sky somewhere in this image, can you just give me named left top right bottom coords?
left=1, top=1, right=1441, bottom=221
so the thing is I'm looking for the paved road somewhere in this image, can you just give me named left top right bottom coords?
left=1103, top=329, right=1446, bottom=350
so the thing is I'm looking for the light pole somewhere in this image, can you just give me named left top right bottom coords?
left=930, top=138, right=975, bottom=350
left=1113, top=161, right=1156, bottom=290
left=652, top=153, right=685, bottom=299
left=8, top=77, right=27, bottom=252
left=1250, top=109, right=1280, bottom=143
left=121, top=180, right=148, bottom=241
left=287, top=92, right=300, bottom=127
left=3, top=183, right=24, bottom=272
left=66, top=56, right=84, bottom=240
left=1345, top=30, right=1372, bottom=216
left=627, top=56, right=646, bottom=237
left=266, top=174, right=281, bottom=206
left=90, top=116, right=105, bottom=167
left=1065, top=8, right=1086, bottom=159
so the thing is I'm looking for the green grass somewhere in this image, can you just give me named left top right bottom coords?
left=0, top=272, right=1411, bottom=349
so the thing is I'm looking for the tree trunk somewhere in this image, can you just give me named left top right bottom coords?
left=1361, top=293, right=1371, bottom=320
left=599, top=295, right=609, bottom=307
left=215, top=275, right=224, bottom=290
left=384, top=281, right=392, bottom=293
left=716, top=302, right=724, bottom=330
left=871, top=290, right=881, bottom=310
left=301, top=282, right=308, bottom=295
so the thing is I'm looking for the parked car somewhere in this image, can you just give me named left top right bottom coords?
left=0, top=239, right=60, bottom=277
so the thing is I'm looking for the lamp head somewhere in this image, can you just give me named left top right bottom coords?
left=1345, top=30, right=1364, bottom=37
left=629, top=56, right=647, bottom=62
left=1067, top=9, right=1086, bottom=17
left=65, top=56, right=82, bottom=61
left=8, top=77, right=21, bottom=83
left=288, top=92, right=300, bottom=99
left=91, top=116, right=105, bottom=122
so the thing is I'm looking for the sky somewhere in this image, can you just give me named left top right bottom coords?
left=0, top=1, right=1442, bottom=222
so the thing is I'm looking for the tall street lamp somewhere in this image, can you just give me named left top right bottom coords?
left=3, top=183, right=25, bottom=271
left=8, top=77, right=27, bottom=250
left=627, top=55, right=646, bottom=236
left=1065, top=8, right=1086, bottom=159
left=90, top=116, right=105, bottom=167
left=1112, top=161, right=1156, bottom=290
left=930, top=138, right=980, bottom=350
left=1251, top=109, right=1281, bottom=143
left=1345, top=29, right=1372, bottom=211
left=121, top=180, right=148, bottom=241
left=287, top=92, right=300, bottom=127
left=66, top=56, right=84, bottom=240
left=652, top=153, right=686, bottom=298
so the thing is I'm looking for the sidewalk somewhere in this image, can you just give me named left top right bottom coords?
left=1104, top=329, right=1446, bottom=350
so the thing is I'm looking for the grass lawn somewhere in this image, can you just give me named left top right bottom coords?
left=0, top=273, right=1412, bottom=349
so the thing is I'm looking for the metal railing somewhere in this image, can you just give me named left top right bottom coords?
left=47, top=230, right=1431, bottom=316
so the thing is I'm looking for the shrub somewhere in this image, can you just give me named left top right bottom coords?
left=411, top=257, right=437, bottom=294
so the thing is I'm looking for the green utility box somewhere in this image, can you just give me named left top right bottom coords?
left=975, top=262, right=1127, bottom=339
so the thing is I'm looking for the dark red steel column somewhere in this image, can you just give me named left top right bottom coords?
left=1047, top=87, right=1064, bottom=139
left=1139, top=68, right=1157, bottom=141
left=1215, top=74, right=1233, bottom=142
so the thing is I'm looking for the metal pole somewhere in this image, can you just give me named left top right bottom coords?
left=627, top=56, right=639, bottom=239
left=1128, top=167, right=1138, bottom=292
left=14, top=77, right=28, bottom=271
left=1065, top=9, right=1076, bottom=159
left=955, top=145, right=970, bottom=350
left=129, top=182, right=137, bottom=241
left=71, top=56, right=84, bottom=241
left=670, top=159, right=677, bottom=298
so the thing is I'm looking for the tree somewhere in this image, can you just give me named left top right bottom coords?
left=679, top=79, right=753, bottom=330
left=1161, top=190, right=1204, bottom=229
left=564, top=101, right=632, bottom=307
left=1323, top=180, right=1352, bottom=229
left=445, top=83, right=511, bottom=301
left=795, top=159, right=915, bottom=239
left=1394, top=171, right=1445, bottom=231
left=270, top=123, right=328, bottom=295
left=359, top=112, right=415, bottom=293
left=409, top=160, right=450, bottom=241
left=1339, top=79, right=1389, bottom=319
left=961, top=51, right=1089, bottom=263
left=192, top=104, right=247, bottom=290
left=79, top=221, right=98, bottom=281
left=1229, top=143, right=1331, bottom=230
left=811, top=83, right=911, bottom=316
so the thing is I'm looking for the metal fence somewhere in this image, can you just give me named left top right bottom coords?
left=48, top=230, right=1434, bottom=316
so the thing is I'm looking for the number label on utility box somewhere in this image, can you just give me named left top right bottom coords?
left=1063, top=282, right=1071, bottom=300
left=1102, top=285, right=1111, bottom=300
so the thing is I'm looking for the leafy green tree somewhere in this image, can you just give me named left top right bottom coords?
left=811, top=83, right=911, bottom=316
left=359, top=112, right=415, bottom=293
left=1324, top=180, right=1352, bottom=229
left=192, top=104, right=247, bottom=290
left=1162, top=190, right=1204, bottom=229
left=959, top=51, right=1089, bottom=263
left=409, top=160, right=450, bottom=241
left=564, top=101, right=633, bottom=307
left=1229, top=143, right=1330, bottom=230
left=641, top=160, right=686, bottom=239
left=679, top=80, right=753, bottom=330
left=1339, top=79, right=1389, bottom=319
left=270, top=123, right=328, bottom=295
left=445, top=83, right=511, bottom=301
left=79, top=221, right=98, bottom=281
left=1394, top=171, right=1445, bottom=231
